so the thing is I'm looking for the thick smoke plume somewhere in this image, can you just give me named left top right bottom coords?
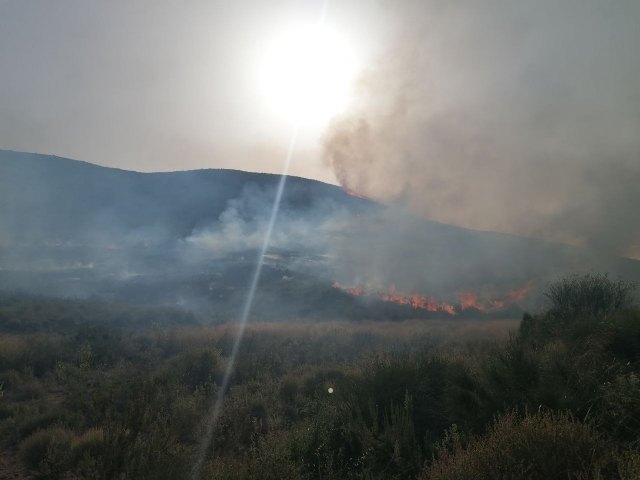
left=324, top=0, right=640, bottom=257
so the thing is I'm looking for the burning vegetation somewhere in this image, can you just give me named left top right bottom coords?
left=331, top=282, right=532, bottom=315
left=342, top=187, right=372, bottom=201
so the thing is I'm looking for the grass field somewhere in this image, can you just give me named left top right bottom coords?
left=0, top=274, right=638, bottom=479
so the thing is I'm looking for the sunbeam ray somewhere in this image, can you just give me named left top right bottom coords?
left=189, top=3, right=329, bottom=476
left=189, top=123, right=300, bottom=479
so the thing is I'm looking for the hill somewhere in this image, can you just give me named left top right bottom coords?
left=1, top=149, right=639, bottom=320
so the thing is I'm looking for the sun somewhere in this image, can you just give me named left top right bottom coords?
left=259, top=24, right=359, bottom=125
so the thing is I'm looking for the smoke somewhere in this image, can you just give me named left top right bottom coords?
left=323, top=0, right=640, bottom=257
left=2, top=149, right=639, bottom=318
left=182, top=182, right=352, bottom=259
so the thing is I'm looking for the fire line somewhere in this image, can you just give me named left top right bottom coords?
left=332, top=282, right=532, bottom=315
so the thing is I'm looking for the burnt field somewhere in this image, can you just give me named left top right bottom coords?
left=0, top=244, right=531, bottom=323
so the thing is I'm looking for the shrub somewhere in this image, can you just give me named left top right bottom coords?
left=288, top=356, right=458, bottom=480
left=0, top=402, right=12, bottom=420
left=607, top=309, right=640, bottom=363
left=597, top=372, right=640, bottom=446
left=481, top=339, right=540, bottom=407
left=205, top=430, right=302, bottom=480
left=171, top=347, right=221, bottom=390
left=288, top=401, right=354, bottom=478
left=545, top=273, right=636, bottom=320
left=347, top=355, right=456, bottom=440
left=88, top=378, right=191, bottom=480
left=19, top=427, right=73, bottom=478
left=422, top=411, right=619, bottom=480
left=71, top=428, right=104, bottom=465
left=279, top=376, right=299, bottom=404
left=171, top=394, right=203, bottom=443
left=618, top=451, right=640, bottom=480
left=18, top=409, right=64, bottom=440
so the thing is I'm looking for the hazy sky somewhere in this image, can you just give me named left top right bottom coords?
left=323, top=0, right=640, bottom=256
left=0, top=0, right=386, bottom=181
left=2, top=0, right=639, bottom=256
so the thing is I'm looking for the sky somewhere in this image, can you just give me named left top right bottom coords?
left=0, top=0, right=387, bottom=181
left=1, top=0, right=639, bottom=257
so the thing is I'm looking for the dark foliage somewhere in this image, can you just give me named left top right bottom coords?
left=0, top=273, right=638, bottom=479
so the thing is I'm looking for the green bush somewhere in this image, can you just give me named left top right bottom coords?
left=423, top=411, right=621, bottom=480
left=617, top=451, right=640, bottom=480
left=205, top=430, right=302, bottom=480
left=86, top=378, right=192, bottom=480
left=347, top=355, right=458, bottom=440
left=597, top=372, right=640, bottom=446
left=545, top=273, right=636, bottom=320
left=607, top=309, right=640, bottom=363
left=171, top=347, right=221, bottom=390
left=19, top=427, right=73, bottom=478
left=71, top=428, right=104, bottom=465
left=18, top=409, right=64, bottom=440
left=519, top=274, right=637, bottom=352
left=279, top=376, right=299, bottom=404
left=287, top=356, right=454, bottom=480
left=171, top=394, right=204, bottom=443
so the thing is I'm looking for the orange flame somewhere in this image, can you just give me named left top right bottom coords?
left=346, top=286, right=364, bottom=296
left=488, top=284, right=532, bottom=309
left=342, top=187, right=370, bottom=200
left=332, top=282, right=364, bottom=296
left=332, top=282, right=532, bottom=315
left=381, top=285, right=457, bottom=314
left=457, top=291, right=487, bottom=312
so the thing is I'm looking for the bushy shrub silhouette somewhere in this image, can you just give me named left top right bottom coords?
left=545, top=273, right=635, bottom=320
left=423, top=411, right=619, bottom=480
left=19, top=427, right=73, bottom=478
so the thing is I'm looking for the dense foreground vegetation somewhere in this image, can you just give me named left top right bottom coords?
left=0, top=273, right=639, bottom=479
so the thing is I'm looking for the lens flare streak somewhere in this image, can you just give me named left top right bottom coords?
left=189, top=125, right=300, bottom=479
left=190, top=3, right=329, bottom=477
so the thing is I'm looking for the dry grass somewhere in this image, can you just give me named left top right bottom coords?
left=0, top=334, right=29, bottom=356
left=156, top=318, right=518, bottom=350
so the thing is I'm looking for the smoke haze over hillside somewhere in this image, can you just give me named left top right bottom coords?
left=2, top=151, right=640, bottom=319
left=323, top=0, right=640, bottom=258
left=3, top=1, right=639, bottom=259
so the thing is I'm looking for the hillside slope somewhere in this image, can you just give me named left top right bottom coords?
left=1, top=149, right=639, bottom=320
left=0, top=150, right=370, bottom=245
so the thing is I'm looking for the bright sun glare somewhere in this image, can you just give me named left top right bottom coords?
left=259, top=24, right=359, bottom=124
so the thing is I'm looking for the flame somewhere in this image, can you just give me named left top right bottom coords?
left=332, top=282, right=532, bottom=316
left=381, top=285, right=456, bottom=314
left=487, top=284, right=532, bottom=309
left=332, top=281, right=363, bottom=296
left=346, top=286, right=364, bottom=296
left=342, top=187, right=370, bottom=200
left=457, top=291, right=487, bottom=312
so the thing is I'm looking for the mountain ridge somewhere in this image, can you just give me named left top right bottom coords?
left=0, top=148, right=607, bottom=251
